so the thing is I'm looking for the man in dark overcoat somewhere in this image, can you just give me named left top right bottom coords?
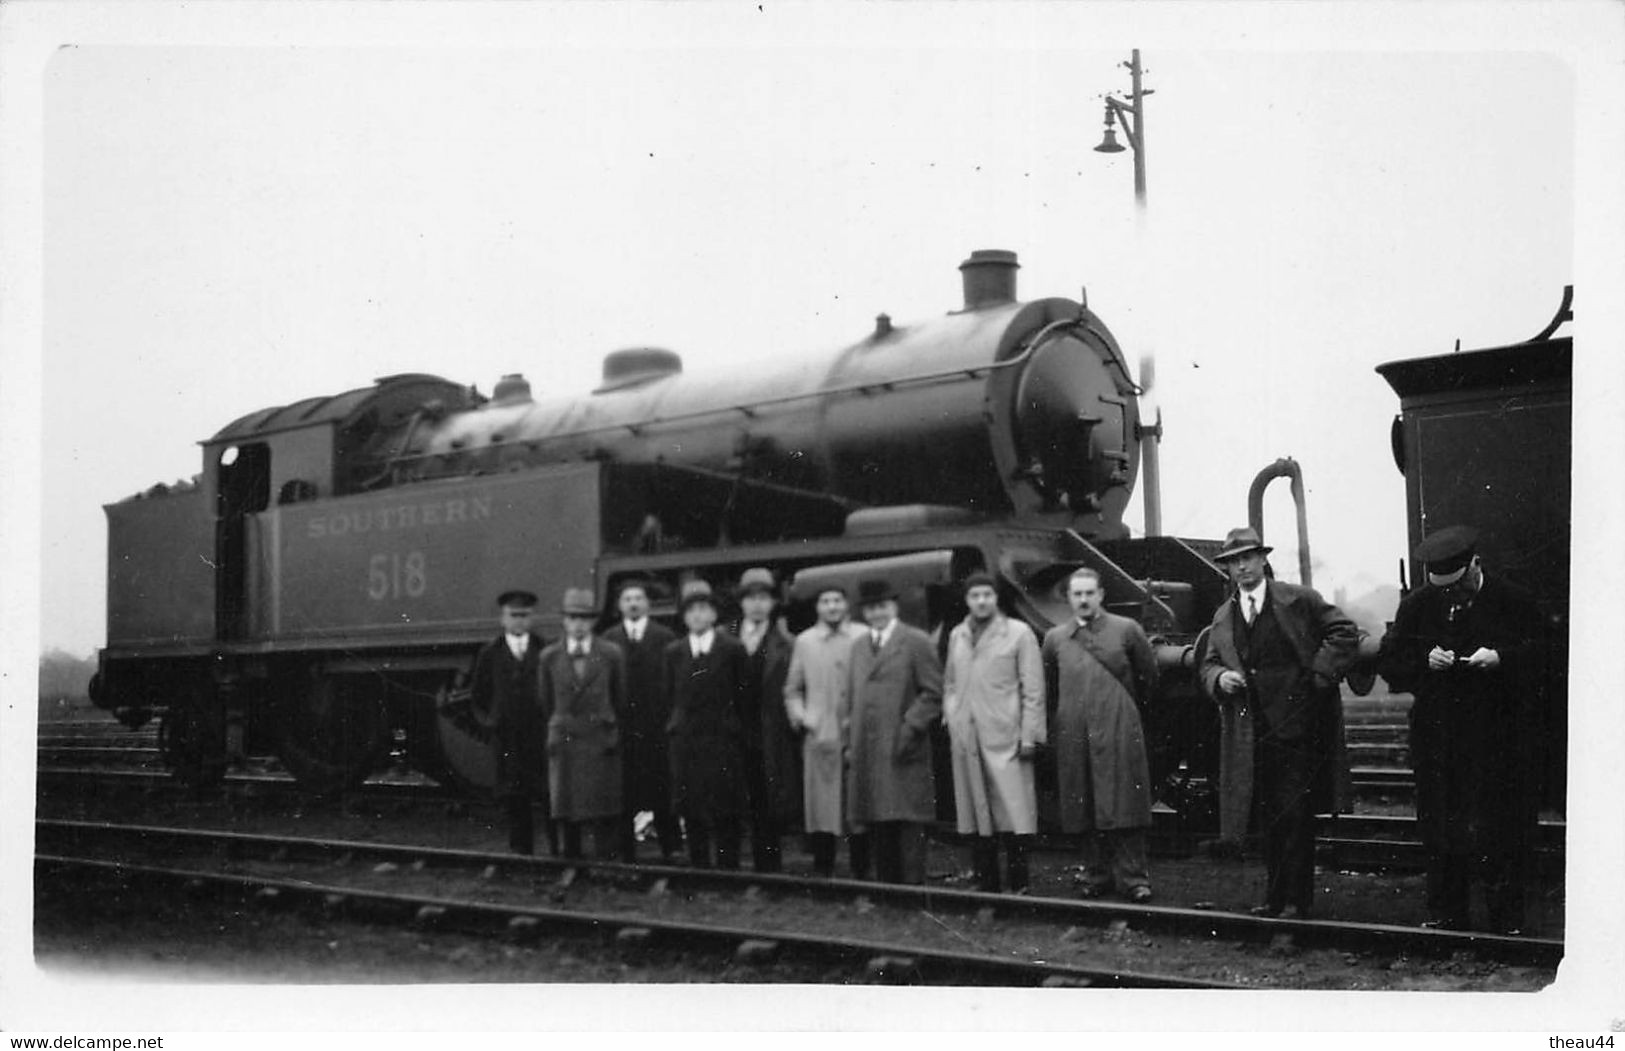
left=468, top=589, right=551, bottom=855
left=1377, top=525, right=1545, bottom=934
left=731, top=567, right=801, bottom=873
left=845, top=578, right=944, bottom=885
left=602, top=578, right=682, bottom=861
left=1200, top=527, right=1359, bottom=919
left=664, top=580, right=750, bottom=869
left=1042, top=568, right=1158, bottom=902
left=538, top=587, right=628, bottom=860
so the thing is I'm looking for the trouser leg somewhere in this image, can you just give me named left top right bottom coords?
left=896, top=823, right=926, bottom=886
left=871, top=823, right=902, bottom=883
left=715, top=816, right=743, bottom=871
left=809, top=832, right=836, bottom=877
left=1261, top=741, right=1316, bottom=910
left=753, top=814, right=782, bottom=873
left=972, top=836, right=1001, bottom=893
left=1110, top=828, right=1151, bottom=893
left=1481, top=848, right=1525, bottom=931
left=619, top=810, right=639, bottom=862
left=559, top=820, right=583, bottom=859
left=848, top=831, right=873, bottom=880
left=686, top=820, right=713, bottom=868
left=655, top=809, right=683, bottom=860
left=1080, top=832, right=1113, bottom=894
left=1005, top=833, right=1033, bottom=893
left=503, top=795, right=534, bottom=856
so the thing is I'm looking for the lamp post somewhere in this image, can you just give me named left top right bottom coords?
left=1093, top=49, right=1151, bottom=207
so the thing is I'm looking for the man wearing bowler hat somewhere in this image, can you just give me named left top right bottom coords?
left=468, top=589, right=552, bottom=855
left=602, top=578, right=682, bottom=862
left=1377, top=525, right=1545, bottom=934
left=538, top=588, right=628, bottom=860
left=664, top=580, right=750, bottom=869
left=846, top=578, right=943, bottom=885
left=1201, top=527, right=1359, bottom=919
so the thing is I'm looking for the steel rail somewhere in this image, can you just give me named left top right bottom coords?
left=34, top=852, right=1236, bottom=989
left=36, top=818, right=1562, bottom=968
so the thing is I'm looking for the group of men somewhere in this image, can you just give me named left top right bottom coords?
left=467, top=520, right=1543, bottom=933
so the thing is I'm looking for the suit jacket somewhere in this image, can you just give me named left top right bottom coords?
left=846, top=621, right=944, bottom=825
left=469, top=632, right=547, bottom=799
left=602, top=619, right=679, bottom=809
left=663, top=631, right=750, bottom=821
left=538, top=637, right=627, bottom=820
left=1200, top=581, right=1359, bottom=835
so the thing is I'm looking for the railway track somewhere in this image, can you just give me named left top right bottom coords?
left=35, top=818, right=1562, bottom=977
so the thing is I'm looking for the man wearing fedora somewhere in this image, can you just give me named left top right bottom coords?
left=945, top=572, right=1045, bottom=894
left=664, top=580, right=750, bottom=869
left=731, top=568, right=800, bottom=873
left=784, top=582, right=870, bottom=878
left=1377, top=525, right=1545, bottom=934
left=468, top=589, right=552, bottom=856
left=538, top=588, right=628, bottom=860
left=1201, top=527, right=1359, bottom=919
left=602, top=578, right=682, bottom=862
left=1042, top=567, right=1159, bottom=902
left=846, top=578, right=943, bottom=885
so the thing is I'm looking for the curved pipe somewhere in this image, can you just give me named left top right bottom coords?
left=1247, top=457, right=1313, bottom=588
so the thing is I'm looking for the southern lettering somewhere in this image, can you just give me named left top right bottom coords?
left=306, top=496, right=493, bottom=539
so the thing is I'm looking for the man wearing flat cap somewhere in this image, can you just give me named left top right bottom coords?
left=538, top=588, right=628, bottom=860
left=730, top=568, right=800, bottom=873
left=663, top=580, right=751, bottom=868
left=469, top=589, right=551, bottom=855
left=945, top=572, right=1046, bottom=893
left=784, top=582, right=870, bottom=877
left=845, top=578, right=944, bottom=884
left=602, top=578, right=682, bottom=862
left=1200, top=528, right=1359, bottom=919
left=1377, top=526, right=1545, bottom=934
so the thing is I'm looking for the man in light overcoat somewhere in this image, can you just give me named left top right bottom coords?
left=944, top=571, right=1045, bottom=893
left=845, top=578, right=944, bottom=885
left=1201, top=526, right=1359, bottom=919
left=538, top=587, right=628, bottom=860
left=784, top=583, right=869, bottom=877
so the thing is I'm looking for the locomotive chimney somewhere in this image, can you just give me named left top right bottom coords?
left=959, top=249, right=1020, bottom=311
left=492, top=373, right=533, bottom=404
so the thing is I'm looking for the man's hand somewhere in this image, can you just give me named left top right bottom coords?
left=1427, top=646, right=1456, bottom=671
left=1463, top=647, right=1500, bottom=670
left=1217, top=669, right=1247, bottom=694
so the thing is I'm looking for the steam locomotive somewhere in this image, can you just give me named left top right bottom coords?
left=93, top=250, right=1238, bottom=813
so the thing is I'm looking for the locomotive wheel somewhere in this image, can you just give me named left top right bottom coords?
left=158, top=698, right=226, bottom=788
left=273, top=673, right=390, bottom=796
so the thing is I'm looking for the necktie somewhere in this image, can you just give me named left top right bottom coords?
left=510, top=636, right=526, bottom=658
left=1246, top=594, right=1258, bottom=624
left=871, top=630, right=882, bottom=652
left=629, top=624, right=641, bottom=643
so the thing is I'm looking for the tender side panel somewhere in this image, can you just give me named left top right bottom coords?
left=105, top=490, right=214, bottom=648
left=258, top=464, right=603, bottom=643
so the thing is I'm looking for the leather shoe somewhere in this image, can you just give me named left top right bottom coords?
left=1420, top=917, right=1464, bottom=931
left=1279, top=904, right=1311, bottom=921
left=1076, top=884, right=1109, bottom=899
left=1249, top=903, right=1283, bottom=918
left=1127, top=886, right=1153, bottom=904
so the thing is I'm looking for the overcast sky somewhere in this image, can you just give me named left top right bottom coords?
left=5, top=0, right=1625, bottom=1034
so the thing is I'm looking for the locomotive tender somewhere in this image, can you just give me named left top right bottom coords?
left=95, top=250, right=1236, bottom=805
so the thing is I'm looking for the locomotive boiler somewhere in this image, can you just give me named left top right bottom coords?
left=94, top=250, right=1233, bottom=809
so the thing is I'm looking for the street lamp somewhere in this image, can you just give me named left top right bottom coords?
left=1093, top=49, right=1151, bottom=207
